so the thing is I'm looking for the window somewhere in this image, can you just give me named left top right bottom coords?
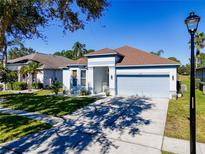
left=81, top=70, right=86, bottom=87
left=72, top=70, right=77, bottom=87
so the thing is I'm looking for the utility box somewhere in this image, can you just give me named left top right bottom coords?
left=203, top=86, right=205, bottom=95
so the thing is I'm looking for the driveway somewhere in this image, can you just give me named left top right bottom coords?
left=0, top=96, right=169, bottom=154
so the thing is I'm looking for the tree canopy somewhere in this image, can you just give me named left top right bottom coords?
left=53, top=41, right=94, bottom=59
left=0, top=0, right=108, bottom=66
left=168, top=57, right=181, bottom=63
left=9, top=46, right=36, bottom=60
left=150, top=49, right=164, bottom=56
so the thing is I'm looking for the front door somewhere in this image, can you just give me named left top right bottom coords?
left=72, top=70, right=77, bottom=87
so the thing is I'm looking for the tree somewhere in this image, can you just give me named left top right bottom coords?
left=0, top=0, right=108, bottom=67
left=168, top=57, right=181, bottom=63
left=20, top=62, right=41, bottom=90
left=178, top=64, right=190, bottom=75
left=150, top=49, right=164, bottom=56
left=72, top=42, right=87, bottom=59
left=197, top=53, right=205, bottom=67
left=0, top=64, right=17, bottom=90
left=53, top=42, right=93, bottom=59
left=54, top=50, right=73, bottom=59
left=188, top=32, right=205, bottom=68
left=9, top=46, right=36, bottom=60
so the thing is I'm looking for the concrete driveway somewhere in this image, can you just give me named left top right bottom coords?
left=0, top=96, right=169, bottom=154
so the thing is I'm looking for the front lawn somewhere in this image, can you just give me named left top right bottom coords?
left=165, top=75, right=205, bottom=143
left=0, top=113, right=51, bottom=143
left=0, top=91, right=15, bottom=97
left=0, top=94, right=96, bottom=117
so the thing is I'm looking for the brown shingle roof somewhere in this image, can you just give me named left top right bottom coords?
left=115, top=46, right=179, bottom=66
left=86, top=48, right=118, bottom=56
left=8, top=53, right=74, bottom=69
left=68, top=57, right=87, bottom=65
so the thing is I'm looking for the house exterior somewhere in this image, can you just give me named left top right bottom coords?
left=7, top=53, right=73, bottom=88
left=63, top=46, right=179, bottom=99
left=196, top=66, right=205, bottom=82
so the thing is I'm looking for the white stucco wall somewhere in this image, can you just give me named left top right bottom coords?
left=63, top=67, right=88, bottom=93
left=43, top=69, right=63, bottom=88
left=87, top=67, right=94, bottom=93
left=109, top=66, right=116, bottom=95
left=36, top=71, right=44, bottom=83
left=116, top=67, right=177, bottom=97
left=88, top=56, right=116, bottom=67
left=63, top=69, right=70, bottom=91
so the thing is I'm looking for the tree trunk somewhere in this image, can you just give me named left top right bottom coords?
left=0, top=33, right=7, bottom=67
left=2, top=44, right=7, bottom=67
left=28, top=73, right=32, bottom=91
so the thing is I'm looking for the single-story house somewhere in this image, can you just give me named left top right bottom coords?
left=62, top=46, right=179, bottom=99
left=7, top=53, right=73, bottom=88
left=196, top=66, right=205, bottom=82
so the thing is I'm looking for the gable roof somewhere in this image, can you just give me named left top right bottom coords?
left=67, top=57, right=87, bottom=66
left=115, top=46, right=179, bottom=66
left=7, top=53, right=74, bottom=69
left=86, top=48, right=118, bottom=56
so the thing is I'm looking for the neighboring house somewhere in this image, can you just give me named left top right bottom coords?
left=7, top=53, right=73, bottom=88
left=196, top=66, right=205, bottom=82
left=63, top=45, right=179, bottom=99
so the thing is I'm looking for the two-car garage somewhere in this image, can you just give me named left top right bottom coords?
left=116, top=74, right=170, bottom=98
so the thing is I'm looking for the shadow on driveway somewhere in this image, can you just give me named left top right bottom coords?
left=1, top=96, right=154, bottom=154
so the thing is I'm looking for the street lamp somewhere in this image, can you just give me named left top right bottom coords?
left=185, top=12, right=200, bottom=154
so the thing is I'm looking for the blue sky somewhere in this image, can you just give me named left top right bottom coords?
left=24, top=0, right=205, bottom=64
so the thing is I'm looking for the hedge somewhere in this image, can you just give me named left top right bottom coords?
left=32, top=83, right=43, bottom=89
left=199, top=82, right=205, bottom=91
left=7, top=82, right=27, bottom=90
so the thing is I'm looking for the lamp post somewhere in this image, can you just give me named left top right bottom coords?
left=185, top=12, right=200, bottom=154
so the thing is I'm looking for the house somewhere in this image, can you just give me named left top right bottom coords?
left=196, top=66, right=205, bottom=82
left=62, top=46, right=179, bottom=99
left=7, top=53, right=73, bottom=88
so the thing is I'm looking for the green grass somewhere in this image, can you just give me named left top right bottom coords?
left=165, top=75, right=205, bottom=143
left=0, top=94, right=96, bottom=117
left=0, top=112, right=51, bottom=143
left=34, top=89, right=54, bottom=96
left=0, top=91, right=14, bottom=97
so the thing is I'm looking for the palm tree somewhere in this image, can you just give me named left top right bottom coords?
left=194, top=32, right=205, bottom=68
left=72, top=42, right=87, bottom=59
left=150, top=49, right=164, bottom=56
left=20, top=62, right=41, bottom=90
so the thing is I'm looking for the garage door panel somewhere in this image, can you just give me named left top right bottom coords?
left=117, top=75, right=169, bottom=98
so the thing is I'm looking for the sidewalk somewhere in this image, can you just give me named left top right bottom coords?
left=0, top=107, right=63, bottom=126
left=162, top=136, right=205, bottom=154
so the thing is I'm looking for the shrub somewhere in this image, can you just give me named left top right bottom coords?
left=32, top=83, right=43, bottom=89
left=0, top=84, right=3, bottom=91
left=199, top=82, right=205, bottom=91
left=80, top=88, right=90, bottom=96
left=195, top=78, right=201, bottom=89
left=7, top=82, right=27, bottom=90
left=104, top=89, right=110, bottom=96
left=50, top=80, right=62, bottom=95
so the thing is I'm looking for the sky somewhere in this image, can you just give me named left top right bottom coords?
left=24, top=0, right=205, bottom=64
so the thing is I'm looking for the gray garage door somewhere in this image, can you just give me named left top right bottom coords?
left=117, top=74, right=170, bottom=98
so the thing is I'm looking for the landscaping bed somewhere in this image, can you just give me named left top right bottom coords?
left=0, top=113, right=51, bottom=143
left=165, top=75, right=205, bottom=143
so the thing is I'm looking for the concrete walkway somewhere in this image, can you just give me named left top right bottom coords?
left=0, top=96, right=169, bottom=154
left=163, top=136, right=205, bottom=154
left=0, top=108, right=63, bottom=126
